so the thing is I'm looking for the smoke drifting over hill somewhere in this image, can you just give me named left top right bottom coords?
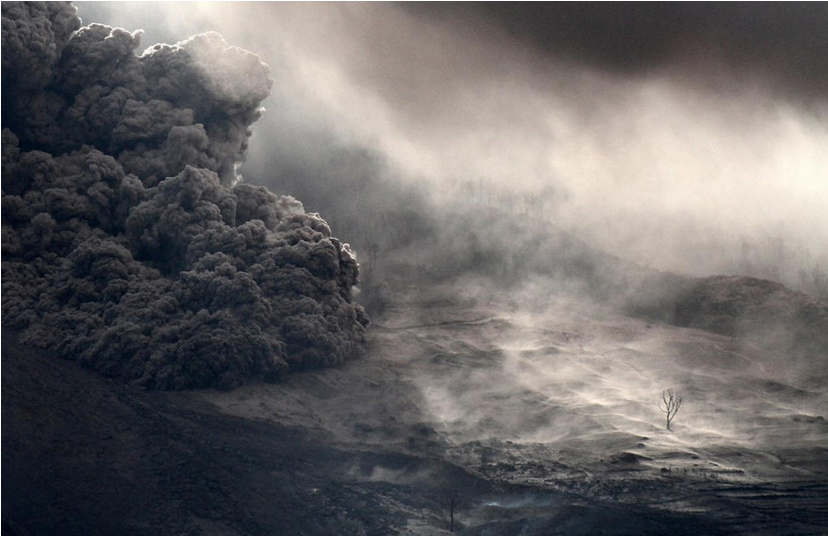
left=2, top=2, right=368, bottom=389
left=4, top=2, right=827, bottom=387
left=74, top=2, right=828, bottom=297
left=4, top=6, right=828, bottom=534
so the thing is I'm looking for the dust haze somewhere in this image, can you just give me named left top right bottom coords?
left=77, top=1, right=828, bottom=295
left=38, top=0, right=828, bottom=483
left=4, top=3, right=828, bottom=534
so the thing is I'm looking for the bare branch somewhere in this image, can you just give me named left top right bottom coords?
left=659, top=388, right=684, bottom=431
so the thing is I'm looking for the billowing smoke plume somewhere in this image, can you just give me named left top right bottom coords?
left=1, top=2, right=369, bottom=390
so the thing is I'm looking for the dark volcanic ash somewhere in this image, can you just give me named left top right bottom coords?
left=1, top=2, right=369, bottom=390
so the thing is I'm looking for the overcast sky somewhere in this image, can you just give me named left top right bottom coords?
left=75, top=2, right=828, bottom=280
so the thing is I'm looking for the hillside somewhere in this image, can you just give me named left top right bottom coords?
left=4, top=273, right=828, bottom=535
left=3, top=4, right=827, bottom=534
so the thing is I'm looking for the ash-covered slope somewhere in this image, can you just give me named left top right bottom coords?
left=1, top=2, right=368, bottom=389
left=4, top=322, right=743, bottom=536
left=367, top=199, right=827, bottom=381
left=673, top=276, right=828, bottom=336
left=0, top=328, right=410, bottom=536
left=200, top=274, right=828, bottom=535
left=624, top=273, right=828, bottom=381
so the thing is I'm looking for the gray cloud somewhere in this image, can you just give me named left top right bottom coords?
left=2, top=2, right=368, bottom=390
left=408, top=3, right=828, bottom=103
left=70, top=2, right=827, bottom=298
left=1, top=2, right=80, bottom=91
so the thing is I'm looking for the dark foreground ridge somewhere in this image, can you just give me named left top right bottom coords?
left=2, top=329, right=736, bottom=536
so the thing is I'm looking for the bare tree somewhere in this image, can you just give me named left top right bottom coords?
left=447, top=492, right=457, bottom=533
left=439, top=486, right=465, bottom=533
left=659, top=389, right=684, bottom=431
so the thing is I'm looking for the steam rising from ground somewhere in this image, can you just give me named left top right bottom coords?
left=2, top=2, right=368, bottom=389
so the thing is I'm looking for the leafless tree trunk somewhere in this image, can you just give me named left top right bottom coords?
left=449, top=495, right=456, bottom=533
left=440, top=488, right=461, bottom=533
left=659, top=389, right=684, bottom=431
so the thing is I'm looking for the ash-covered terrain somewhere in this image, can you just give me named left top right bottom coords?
left=3, top=2, right=828, bottom=535
left=5, top=273, right=828, bottom=535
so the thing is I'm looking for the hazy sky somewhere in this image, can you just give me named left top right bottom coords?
left=75, top=2, right=828, bottom=281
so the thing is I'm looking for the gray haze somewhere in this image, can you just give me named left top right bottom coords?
left=4, top=7, right=828, bottom=533
left=75, top=2, right=828, bottom=295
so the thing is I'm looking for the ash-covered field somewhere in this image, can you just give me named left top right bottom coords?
left=203, top=275, right=828, bottom=534
left=3, top=2, right=828, bottom=535
left=5, top=274, right=828, bottom=535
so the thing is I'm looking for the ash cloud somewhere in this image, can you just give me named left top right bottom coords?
left=81, top=2, right=828, bottom=299
left=1, top=2, right=368, bottom=390
left=5, top=10, right=270, bottom=186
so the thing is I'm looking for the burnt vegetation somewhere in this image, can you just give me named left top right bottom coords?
left=659, top=389, right=684, bottom=431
